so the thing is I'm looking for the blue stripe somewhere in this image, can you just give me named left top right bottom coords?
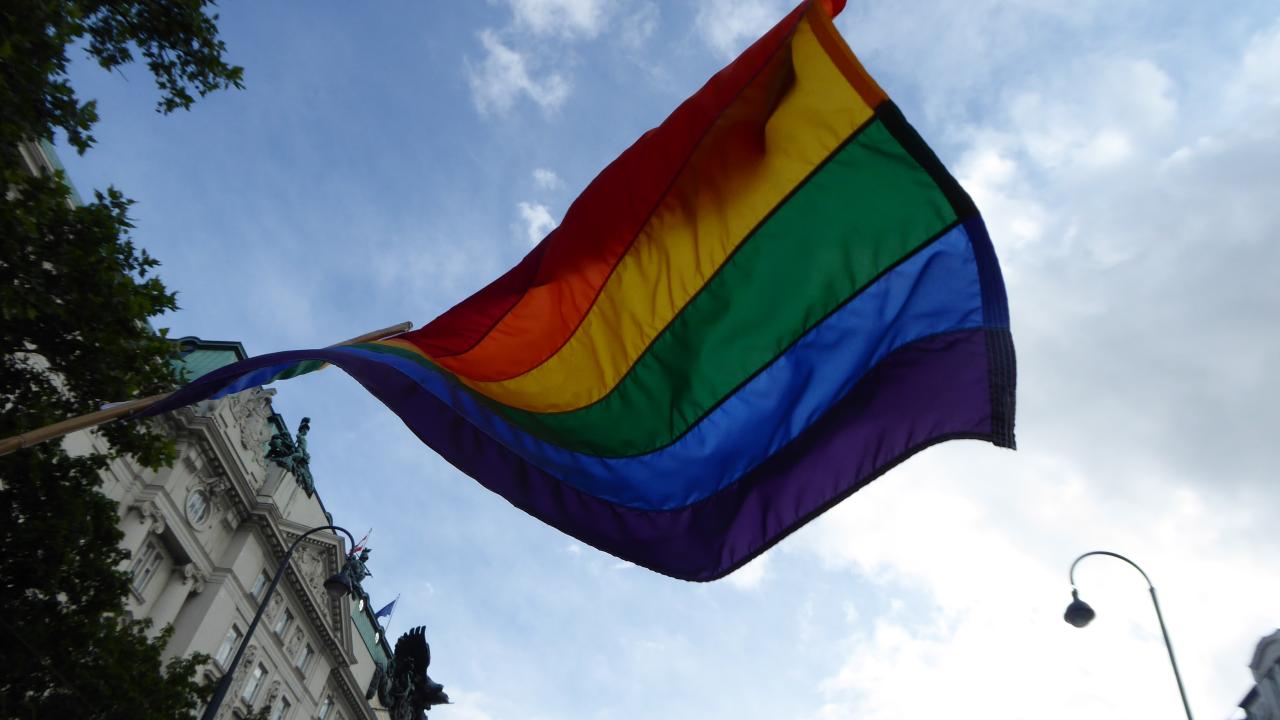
left=339, top=223, right=983, bottom=509
left=160, top=224, right=984, bottom=511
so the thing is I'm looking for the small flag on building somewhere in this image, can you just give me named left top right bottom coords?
left=351, top=528, right=373, bottom=556
left=145, top=0, right=1015, bottom=581
left=375, top=596, right=399, bottom=620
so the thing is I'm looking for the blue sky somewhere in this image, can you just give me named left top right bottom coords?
left=58, top=1, right=1280, bottom=718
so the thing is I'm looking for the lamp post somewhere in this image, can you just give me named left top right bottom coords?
left=1064, top=550, right=1193, bottom=720
left=200, top=525, right=357, bottom=720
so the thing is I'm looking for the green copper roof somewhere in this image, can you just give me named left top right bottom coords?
left=171, top=337, right=248, bottom=382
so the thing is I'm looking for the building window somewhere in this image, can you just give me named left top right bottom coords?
left=269, top=695, right=291, bottom=720
left=249, top=570, right=270, bottom=600
left=131, top=540, right=163, bottom=593
left=317, top=696, right=334, bottom=720
left=272, top=608, right=294, bottom=637
left=240, top=663, right=266, bottom=703
left=294, top=643, right=314, bottom=672
left=214, top=625, right=243, bottom=667
left=185, top=488, right=211, bottom=525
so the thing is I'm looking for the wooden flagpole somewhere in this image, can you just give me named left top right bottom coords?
left=0, top=321, right=413, bottom=457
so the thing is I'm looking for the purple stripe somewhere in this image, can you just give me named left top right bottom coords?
left=326, top=329, right=995, bottom=581
left=146, top=328, right=996, bottom=580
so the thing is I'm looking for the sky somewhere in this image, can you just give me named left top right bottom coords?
left=56, top=0, right=1280, bottom=718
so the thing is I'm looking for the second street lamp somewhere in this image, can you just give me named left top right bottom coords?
left=200, top=524, right=356, bottom=720
left=1064, top=550, right=1193, bottom=720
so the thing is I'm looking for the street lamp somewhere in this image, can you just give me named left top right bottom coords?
left=200, top=524, right=356, bottom=720
left=1064, top=550, right=1193, bottom=720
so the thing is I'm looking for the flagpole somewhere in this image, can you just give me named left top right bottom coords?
left=382, top=593, right=402, bottom=638
left=0, top=321, right=412, bottom=457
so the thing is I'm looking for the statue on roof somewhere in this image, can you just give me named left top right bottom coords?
left=335, top=547, right=373, bottom=600
left=265, top=416, right=315, bottom=495
left=379, top=626, right=449, bottom=720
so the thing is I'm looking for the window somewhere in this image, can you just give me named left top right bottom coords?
left=130, top=540, right=163, bottom=593
left=249, top=566, right=272, bottom=599
left=294, top=643, right=314, bottom=672
left=185, top=488, right=211, bottom=525
left=272, top=608, right=294, bottom=637
left=214, top=625, right=243, bottom=666
left=317, top=696, right=334, bottom=720
left=240, top=664, right=266, bottom=703
left=269, top=696, right=291, bottom=720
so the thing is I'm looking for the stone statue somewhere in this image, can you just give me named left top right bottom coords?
left=286, top=628, right=304, bottom=658
left=230, top=387, right=276, bottom=472
left=265, top=417, right=315, bottom=496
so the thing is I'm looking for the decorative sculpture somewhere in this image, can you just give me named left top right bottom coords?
left=265, top=416, right=315, bottom=495
left=333, top=548, right=373, bottom=602
left=348, top=548, right=371, bottom=584
left=378, top=626, right=448, bottom=720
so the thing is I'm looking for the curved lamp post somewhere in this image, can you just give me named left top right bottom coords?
left=1065, top=550, right=1193, bottom=720
left=200, top=525, right=356, bottom=720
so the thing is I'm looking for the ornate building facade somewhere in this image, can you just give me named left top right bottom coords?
left=18, top=138, right=426, bottom=719
left=62, top=335, right=396, bottom=720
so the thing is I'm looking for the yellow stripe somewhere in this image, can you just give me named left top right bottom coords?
left=472, top=12, right=873, bottom=412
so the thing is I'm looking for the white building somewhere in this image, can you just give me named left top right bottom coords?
left=63, top=336, right=397, bottom=720
left=1241, top=631, right=1280, bottom=720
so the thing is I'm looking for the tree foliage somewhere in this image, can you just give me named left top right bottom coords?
left=0, top=0, right=244, bottom=154
left=0, top=2, right=243, bottom=717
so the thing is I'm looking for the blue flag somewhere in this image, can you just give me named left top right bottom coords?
left=374, top=597, right=397, bottom=619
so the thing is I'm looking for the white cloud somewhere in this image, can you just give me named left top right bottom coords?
left=1226, top=19, right=1280, bottom=114
left=468, top=30, right=571, bottom=115
left=516, top=201, right=556, bottom=244
left=1007, top=59, right=1175, bottom=171
left=438, top=690, right=497, bottom=720
left=532, top=167, right=562, bottom=189
left=695, top=0, right=788, bottom=58
left=508, top=0, right=608, bottom=38
left=723, top=553, right=769, bottom=591
left=620, top=2, right=660, bottom=51
left=796, top=450, right=1279, bottom=720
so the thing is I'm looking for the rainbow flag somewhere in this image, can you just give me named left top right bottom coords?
left=147, top=0, right=1014, bottom=581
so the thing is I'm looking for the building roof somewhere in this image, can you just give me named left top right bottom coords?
left=172, top=336, right=249, bottom=382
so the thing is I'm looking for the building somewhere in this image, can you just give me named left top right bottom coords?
left=16, top=139, right=435, bottom=720
left=1240, top=631, right=1280, bottom=720
left=60, top=334, right=402, bottom=720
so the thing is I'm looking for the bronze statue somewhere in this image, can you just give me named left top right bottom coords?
left=379, top=626, right=448, bottom=719
left=265, top=417, right=315, bottom=495
left=334, top=548, right=373, bottom=600
left=350, top=548, right=372, bottom=584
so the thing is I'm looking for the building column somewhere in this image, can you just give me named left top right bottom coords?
left=119, top=501, right=166, bottom=564
left=148, top=563, right=206, bottom=635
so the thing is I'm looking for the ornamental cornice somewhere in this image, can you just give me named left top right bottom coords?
left=180, top=562, right=209, bottom=594
left=328, top=665, right=379, bottom=720
left=162, top=406, right=258, bottom=523
left=256, top=520, right=354, bottom=673
left=136, top=499, right=168, bottom=535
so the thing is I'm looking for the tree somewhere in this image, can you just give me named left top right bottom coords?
left=0, top=2, right=243, bottom=717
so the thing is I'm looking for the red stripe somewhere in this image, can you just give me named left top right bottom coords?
left=404, top=1, right=817, bottom=359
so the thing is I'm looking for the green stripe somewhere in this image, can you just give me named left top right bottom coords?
left=273, top=359, right=328, bottom=381
left=379, top=117, right=956, bottom=456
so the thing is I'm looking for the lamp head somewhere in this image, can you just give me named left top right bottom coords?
left=323, top=572, right=354, bottom=600
left=1063, top=589, right=1096, bottom=628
